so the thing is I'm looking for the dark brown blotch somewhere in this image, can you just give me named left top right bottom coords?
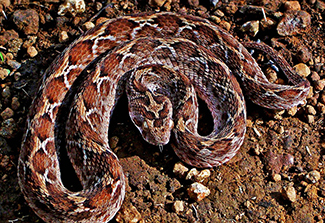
left=143, top=109, right=155, bottom=120
left=152, top=13, right=183, bottom=36
left=158, top=103, right=169, bottom=119
left=32, top=148, right=50, bottom=175
left=69, top=40, right=94, bottom=65
left=154, top=118, right=163, bottom=128
left=35, top=113, right=53, bottom=142
left=82, top=82, right=98, bottom=110
left=105, top=18, right=139, bottom=40
left=46, top=76, right=67, bottom=104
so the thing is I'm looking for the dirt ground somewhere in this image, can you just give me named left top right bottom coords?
left=0, top=0, right=324, bottom=222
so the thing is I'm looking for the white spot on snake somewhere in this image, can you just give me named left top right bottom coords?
left=176, top=24, right=193, bottom=36
left=131, top=22, right=160, bottom=39
left=93, top=35, right=117, bottom=55
left=119, top=52, right=137, bottom=70
left=155, top=43, right=178, bottom=60
left=63, top=64, right=83, bottom=89
left=40, top=137, right=54, bottom=155
left=225, top=50, right=229, bottom=61
left=197, top=148, right=212, bottom=157
left=193, top=30, right=201, bottom=40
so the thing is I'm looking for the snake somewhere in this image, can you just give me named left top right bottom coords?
left=17, top=12, right=310, bottom=222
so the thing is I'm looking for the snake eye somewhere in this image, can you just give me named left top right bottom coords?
left=142, top=120, right=148, bottom=129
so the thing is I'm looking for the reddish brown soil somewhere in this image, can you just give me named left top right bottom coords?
left=0, top=0, right=324, bottom=222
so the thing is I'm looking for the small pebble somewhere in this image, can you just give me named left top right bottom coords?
left=284, top=1, right=301, bottom=11
left=273, top=173, right=282, bottom=182
left=0, top=68, right=10, bottom=80
left=224, top=2, right=238, bottom=14
left=115, top=203, right=142, bottom=223
left=0, top=107, right=14, bottom=120
left=185, top=168, right=199, bottom=181
left=287, top=106, right=298, bottom=116
left=282, top=185, right=297, bottom=202
left=0, top=118, right=16, bottom=139
left=187, top=0, right=199, bottom=7
left=306, top=105, right=316, bottom=115
left=273, top=11, right=283, bottom=19
left=210, top=15, right=221, bottom=24
left=314, top=79, right=325, bottom=91
left=172, top=200, right=184, bottom=214
left=0, top=0, right=11, bottom=7
left=243, top=200, right=252, bottom=208
left=109, top=136, right=119, bottom=149
left=2, top=86, right=11, bottom=98
left=187, top=182, right=211, bottom=202
left=306, top=115, right=315, bottom=124
left=240, top=20, right=259, bottom=37
left=307, top=86, right=314, bottom=99
left=293, top=63, right=311, bottom=77
left=265, top=67, right=278, bottom=83
left=260, top=17, right=276, bottom=30
left=7, top=60, right=21, bottom=70
left=310, top=71, right=320, bottom=81
left=194, top=169, right=211, bottom=182
left=305, top=184, right=318, bottom=200
left=23, top=35, right=37, bottom=48
left=277, top=10, right=311, bottom=36
left=305, top=170, right=321, bottom=184
left=173, top=162, right=189, bottom=178
left=273, top=109, right=285, bottom=120
left=12, top=9, right=39, bottom=35
left=213, top=9, right=224, bottom=17
left=82, top=21, right=95, bottom=31
left=265, top=151, right=294, bottom=175
left=296, top=46, right=312, bottom=63
left=219, top=21, right=231, bottom=31
left=11, top=97, right=20, bottom=110
left=148, top=0, right=166, bottom=7
left=168, top=178, right=182, bottom=193
left=246, top=117, right=253, bottom=127
left=58, top=0, right=86, bottom=16
left=59, top=31, right=69, bottom=43
left=27, top=46, right=38, bottom=57
left=95, top=2, right=102, bottom=11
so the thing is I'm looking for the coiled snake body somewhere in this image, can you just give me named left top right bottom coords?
left=18, top=12, right=310, bottom=222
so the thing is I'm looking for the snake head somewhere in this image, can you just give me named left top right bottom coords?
left=126, top=64, right=190, bottom=146
left=128, top=91, right=174, bottom=146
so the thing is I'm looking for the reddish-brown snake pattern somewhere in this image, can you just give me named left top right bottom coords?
left=18, top=12, right=310, bottom=222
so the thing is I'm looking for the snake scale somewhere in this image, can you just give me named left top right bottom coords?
left=17, top=12, right=310, bottom=222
